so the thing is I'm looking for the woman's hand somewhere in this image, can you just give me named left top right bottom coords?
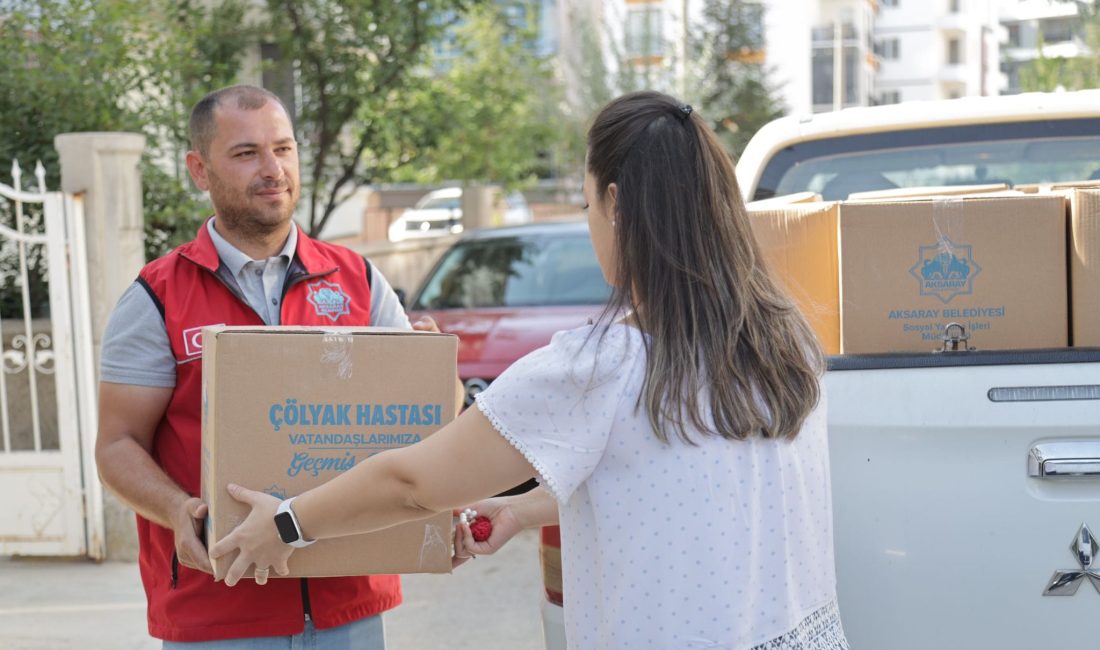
left=452, top=497, right=525, bottom=569
left=208, top=484, right=294, bottom=586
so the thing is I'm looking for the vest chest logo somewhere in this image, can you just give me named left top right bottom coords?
left=306, top=280, right=352, bottom=322
left=182, top=324, right=225, bottom=358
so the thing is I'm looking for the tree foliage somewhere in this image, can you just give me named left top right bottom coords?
left=0, top=0, right=251, bottom=265
left=1, top=0, right=575, bottom=264
left=0, top=0, right=251, bottom=318
left=1020, top=2, right=1100, bottom=92
left=687, top=0, right=785, bottom=158
left=264, top=0, right=481, bottom=237
left=407, top=3, right=566, bottom=186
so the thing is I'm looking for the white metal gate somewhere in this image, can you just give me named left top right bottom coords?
left=0, top=161, right=101, bottom=558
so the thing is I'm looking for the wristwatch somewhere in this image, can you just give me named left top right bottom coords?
left=274, top=497, right=316, bottom=548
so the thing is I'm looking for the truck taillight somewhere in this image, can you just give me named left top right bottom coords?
left=540, top=526, right=563, bottom=606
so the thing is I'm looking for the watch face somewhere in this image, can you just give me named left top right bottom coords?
left=274, top=511, right=299, bottom=544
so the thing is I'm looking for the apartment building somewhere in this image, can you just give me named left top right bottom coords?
left=1000, top=0, right=1086, bottom=94
left=810, top=0, right=877, bottom=112
left=554, top=0, right=1006, bottom=115
left=874, top=0, right=1000, bottom=105
left=585, top=1, right=809, bottom=113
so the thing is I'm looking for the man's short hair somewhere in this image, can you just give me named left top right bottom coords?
left=189, top=85, right=290, bottom=157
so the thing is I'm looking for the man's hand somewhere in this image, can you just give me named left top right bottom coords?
left=173, top=497, right=212, bottom=574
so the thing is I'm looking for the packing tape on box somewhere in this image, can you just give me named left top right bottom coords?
left=418, top=523, right=449, bottom=569
left=320, top=331, right=354, bottom=379
left=931, top=198, right=965, bottom=258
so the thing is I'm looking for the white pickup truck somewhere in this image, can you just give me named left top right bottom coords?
left=735, top=90, right=1100, bottom=648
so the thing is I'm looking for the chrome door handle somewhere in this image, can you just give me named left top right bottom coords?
left=1029, top=441, right=1100, bottom=478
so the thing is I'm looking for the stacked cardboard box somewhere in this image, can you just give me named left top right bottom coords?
left=1069, top=190, right=1100, bottom=346
left=837, top=195, right=1066, bottom=353
left=202, top=326, right=458, bottom=579
left=749, top=191, right=1075, bottom=354
left=747, top=201, right=840, bottom=355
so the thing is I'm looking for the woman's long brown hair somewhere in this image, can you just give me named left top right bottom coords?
left=587, top=90, right=824, bottom=443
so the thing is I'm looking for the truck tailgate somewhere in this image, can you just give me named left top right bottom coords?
left=826, top=356, right=1100, bottom=648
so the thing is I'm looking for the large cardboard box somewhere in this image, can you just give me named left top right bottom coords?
left=748, top=202, right=840, bottom=355
left=202, top=326, right=458, bottom=579
left=847, top=184, right=1010, bottom=203
left=838, top=195, right=1068, bottom=354
left=1071, top=190, right=1100, bottom=346
left=1016, top=179, right=1100, bottom=194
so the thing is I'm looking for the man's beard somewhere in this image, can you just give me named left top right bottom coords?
left=208, top=172, right=297, bottom=238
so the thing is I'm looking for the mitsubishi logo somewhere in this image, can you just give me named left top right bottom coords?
left=1044, top=524, right=1100, bottom=596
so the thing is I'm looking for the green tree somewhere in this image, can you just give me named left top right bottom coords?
left=687, top=0, right=785, bottom=157
left=0, top=0, right=249, bottom=318
left=0, top=0, right=251, bottom=265
left=263, top=0, right=482, bottom=237
left=1021, top=1, right=1100, bottom=92
left=140, top=0, right=254, bottom=258
left=412, top=2, right=567, bottom=186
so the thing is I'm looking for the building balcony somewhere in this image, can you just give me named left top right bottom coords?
left=937, top=13, right=969, bottom=34
left=939, top=64, right=969, bottom=84
left=1003, top=40, right=1087, bottom=62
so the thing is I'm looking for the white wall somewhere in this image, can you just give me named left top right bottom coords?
left=764, top=0, right=816, bottom=115
left=874, top=0, right=1000, bottom=101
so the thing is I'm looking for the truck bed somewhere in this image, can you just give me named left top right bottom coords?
left=825, top=349, right=1100, bottom=647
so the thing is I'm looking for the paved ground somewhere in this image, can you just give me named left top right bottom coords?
left=0, top=529, right=545, bottom=650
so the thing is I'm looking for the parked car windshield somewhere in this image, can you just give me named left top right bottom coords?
left=417, top=195, right=462, bottom=211
left=413, top=233, right=611, bottom=309
left=754, top=118, right=1100, bottom=201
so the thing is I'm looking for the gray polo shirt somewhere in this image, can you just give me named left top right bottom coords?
left=100, top=219, right=412, bottom=388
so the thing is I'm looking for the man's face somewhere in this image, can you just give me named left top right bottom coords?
left=188, top=100, right=299, bottom=235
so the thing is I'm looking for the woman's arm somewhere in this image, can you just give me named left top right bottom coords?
left=210, top=405, right=537, bottom=585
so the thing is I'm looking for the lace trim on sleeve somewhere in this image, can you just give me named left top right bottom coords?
left=474, top=391, right=565, bottom=503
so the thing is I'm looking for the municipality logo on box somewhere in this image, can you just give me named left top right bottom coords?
left=909, top=238, right=982, bottom=303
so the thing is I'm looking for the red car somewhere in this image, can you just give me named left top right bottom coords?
left=406, top=220, right=607, bottom=649
left=406, top=219, right=612, bottom=407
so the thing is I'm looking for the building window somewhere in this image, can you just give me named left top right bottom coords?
left=880, top=0, right=898, bottom=6
left=947, top=37, right=963, bottom=64
left=811, top=46, right=861, bottom=107
left=625, top=7, right=663, bottom=58
left=878, top=90, right=901, bottom=105
left=1042, top=18, right=1076, bottom=44
left=875, top=38, right=900, bottom=60
left=949, top=0, right=961, bottom=13
left=1006, top=23, right=1021, bottom=48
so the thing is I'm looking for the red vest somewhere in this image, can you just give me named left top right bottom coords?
left=134, top=220, right=401, bottom=641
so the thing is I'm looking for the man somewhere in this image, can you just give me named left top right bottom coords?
left=96, top=84, right=428, bottom=646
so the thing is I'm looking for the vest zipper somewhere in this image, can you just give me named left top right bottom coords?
left=193, top=257, right=337, bottom=323
left=201, top=267, right=269, bottom=324
left=300, top=578, right=312, bottom=618
left=281, top=268, right=338, bottom=302
left=170, top=551, right=179, bottom=589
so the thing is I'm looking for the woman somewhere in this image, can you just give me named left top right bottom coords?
left=212, top=91, right=848, bottom=649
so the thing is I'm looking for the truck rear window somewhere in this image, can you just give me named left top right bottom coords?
left=753, top=118, right=1100, bottom=201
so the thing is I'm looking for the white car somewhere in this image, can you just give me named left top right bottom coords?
left=540, top=90, right=1100, bottom=649
left=387, top=187, right=532, bottom=242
